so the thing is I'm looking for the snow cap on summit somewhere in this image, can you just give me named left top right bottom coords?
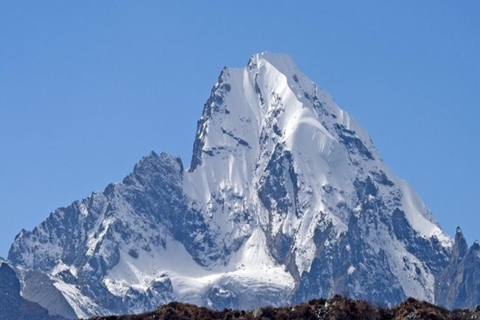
left=248, top=51, right=299, bottom=75
left=246, top=51, right=311, bottom=91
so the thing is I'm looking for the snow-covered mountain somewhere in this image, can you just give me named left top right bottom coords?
left=5, top=52, right=479, bottom=318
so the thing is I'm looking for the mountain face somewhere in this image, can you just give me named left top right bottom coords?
left=5, top=52, right=479, bottom=318
left=0, top=259, right=60, bottom=320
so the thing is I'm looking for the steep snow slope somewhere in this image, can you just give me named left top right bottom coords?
left=186, top=52, right=451, bottom=302
left=8, top=52, right=464, bottom=318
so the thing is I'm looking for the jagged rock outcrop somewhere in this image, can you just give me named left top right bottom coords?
left=436, top=228, right=480, bottom=309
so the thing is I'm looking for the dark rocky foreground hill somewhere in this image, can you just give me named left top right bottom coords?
left=85, top=296, right=480, bottom=320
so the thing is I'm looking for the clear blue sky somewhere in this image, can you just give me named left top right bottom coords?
left=0, top=1, right=479, bottom=258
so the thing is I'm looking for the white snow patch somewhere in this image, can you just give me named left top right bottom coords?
left=105, top=230, right=294, bottom=307
left=53, top=280, right=105, bottom=319
left=347, top=266, right=356, bottom=275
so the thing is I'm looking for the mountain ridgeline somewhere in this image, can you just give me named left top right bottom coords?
left=3, top=52, right=479, bottom=319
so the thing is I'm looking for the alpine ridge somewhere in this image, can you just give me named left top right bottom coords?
left=3, top=52, right=479, bottom=318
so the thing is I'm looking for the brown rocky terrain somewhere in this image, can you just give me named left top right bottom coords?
left=85, top=296, right=480, bottom=320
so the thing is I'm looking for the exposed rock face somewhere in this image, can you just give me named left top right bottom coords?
left=436, top=228, right=480, bottom=309
left=0, top=259, right=60, bottom=320
left=5, top=52, right=480, bottom=318
left=9, top=152, right=185, bottom=318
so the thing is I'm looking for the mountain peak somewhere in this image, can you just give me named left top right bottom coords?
left=455, top=227, right=466, bottom=243
left=452, top=226, right=468, bottom=262
left=189, top=52, right=447, bottom=244
left=472, top=240, right=480, bottom=251
left=248, top=51, right=298, bottom=74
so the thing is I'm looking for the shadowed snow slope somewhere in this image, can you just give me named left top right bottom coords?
left=6, top=52, right=477, bottom=318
